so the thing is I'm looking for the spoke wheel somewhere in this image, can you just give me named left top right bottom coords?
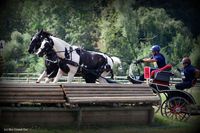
left=161, top=97, right=191, bottom=121
left=161, top=99, right=168, bottom=117
left=151, top=87, right=162, bottom=113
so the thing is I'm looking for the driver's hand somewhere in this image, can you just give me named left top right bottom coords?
left=134, top=59, right=144, bottom=64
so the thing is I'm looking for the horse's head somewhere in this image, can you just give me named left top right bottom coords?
left=28, top=29, right=45, bottom=54
left=36, top=39, right=54, bottom=57
left=28, top=29, right=53, bottom=54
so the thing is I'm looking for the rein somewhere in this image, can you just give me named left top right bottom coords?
left=55, top=51, right=65, bottom=53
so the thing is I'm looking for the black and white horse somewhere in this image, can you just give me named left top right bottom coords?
left=36, top=49, right=59, bottom=83
left=28, top=30, right=121, bottom=83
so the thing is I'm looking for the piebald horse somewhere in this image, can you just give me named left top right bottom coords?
left=28, top=30, right=121, bottom=83
left=36, top=49, right=59, bottom=83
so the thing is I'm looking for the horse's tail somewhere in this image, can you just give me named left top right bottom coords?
left=109, top=56, right=122, bottom=79
left=110, top=56, right=122, bottom=71
left=111, top=56, right=121, bottom=65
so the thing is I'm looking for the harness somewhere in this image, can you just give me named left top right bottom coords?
left=75, top=48, right=110, bottom=77
left=42, top=37, right=111, bottom=79
left=65, top=46, right=73, bottom=59
left=43, top=37, right=79, bottom=68
left=45, top=58, right=58, bottom=64
left=63, top=46, right=79, bottom=67
left=59, top=58, right=79, bottom=67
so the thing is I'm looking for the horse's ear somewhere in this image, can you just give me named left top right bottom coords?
left=35, top=29, right=39, bottom=33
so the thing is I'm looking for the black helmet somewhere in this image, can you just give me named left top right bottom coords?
left=182, top=57, right=191, bottom=65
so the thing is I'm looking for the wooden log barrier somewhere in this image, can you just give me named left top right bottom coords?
left=0, top=83, right=65, bottom=104
left=0, top=83, right=159, bottom=127
left=61, top=83, right=159, bottom=105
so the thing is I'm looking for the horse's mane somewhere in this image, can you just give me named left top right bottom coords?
left=43, top=31, right=54, bottom=37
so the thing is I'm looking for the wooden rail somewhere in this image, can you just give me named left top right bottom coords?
left=0, top=83, right=65, bottom=104
left=0, top=83, right=159, bottom=106
left=62, top=84, right=159, bottom=105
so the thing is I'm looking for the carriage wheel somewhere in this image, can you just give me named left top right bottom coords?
left=161, top=97, right=191, bottom=121
left=161, top=99, right=168, bottom=117
left=151, top=87, right=162, bottom=113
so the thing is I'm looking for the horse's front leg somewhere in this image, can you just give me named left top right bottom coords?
left=67, top=66, right=79, bottom=83
left=36, top=71, right=47, bottom=83
left=44, top=78, right=51, bottom=83
left=53, top=68, right=63, bottom=83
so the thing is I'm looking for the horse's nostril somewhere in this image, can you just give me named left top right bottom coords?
left=38, top=52, right=44, bottom=57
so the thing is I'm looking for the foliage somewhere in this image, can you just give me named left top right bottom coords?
left=0, top=0, right=199, bottom=74
left=3, top=31, right=44, bottom=73
left=190, top=36, right=200, bottom=69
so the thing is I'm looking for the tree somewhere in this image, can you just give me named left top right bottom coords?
left=0, top=0, right=198, bottom=74
left=190, top=36, right=200, bottom=68
left=3, top=31, right=44, bottom=73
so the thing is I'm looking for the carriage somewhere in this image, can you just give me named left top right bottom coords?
left=128, top=63, right=200, bottom=121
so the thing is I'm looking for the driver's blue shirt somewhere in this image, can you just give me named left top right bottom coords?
left=182, top=64, right=196, bottom=83
left=151, top=53, right=166, bottom=68
left=175, top=64, right=196, bottom=90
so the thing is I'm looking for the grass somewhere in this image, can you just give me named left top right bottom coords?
left=28, top=110, right=200, bottom=133
left=28, top=114, right=200, bottom=133
left=28, top=117, right=199, bottom=133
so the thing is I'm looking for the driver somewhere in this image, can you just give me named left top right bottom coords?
left=175, top=57, right=196, bottom=90
left=129, top=45, right=167, bottom=83
left=138, top=45, right=166, bottom=81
